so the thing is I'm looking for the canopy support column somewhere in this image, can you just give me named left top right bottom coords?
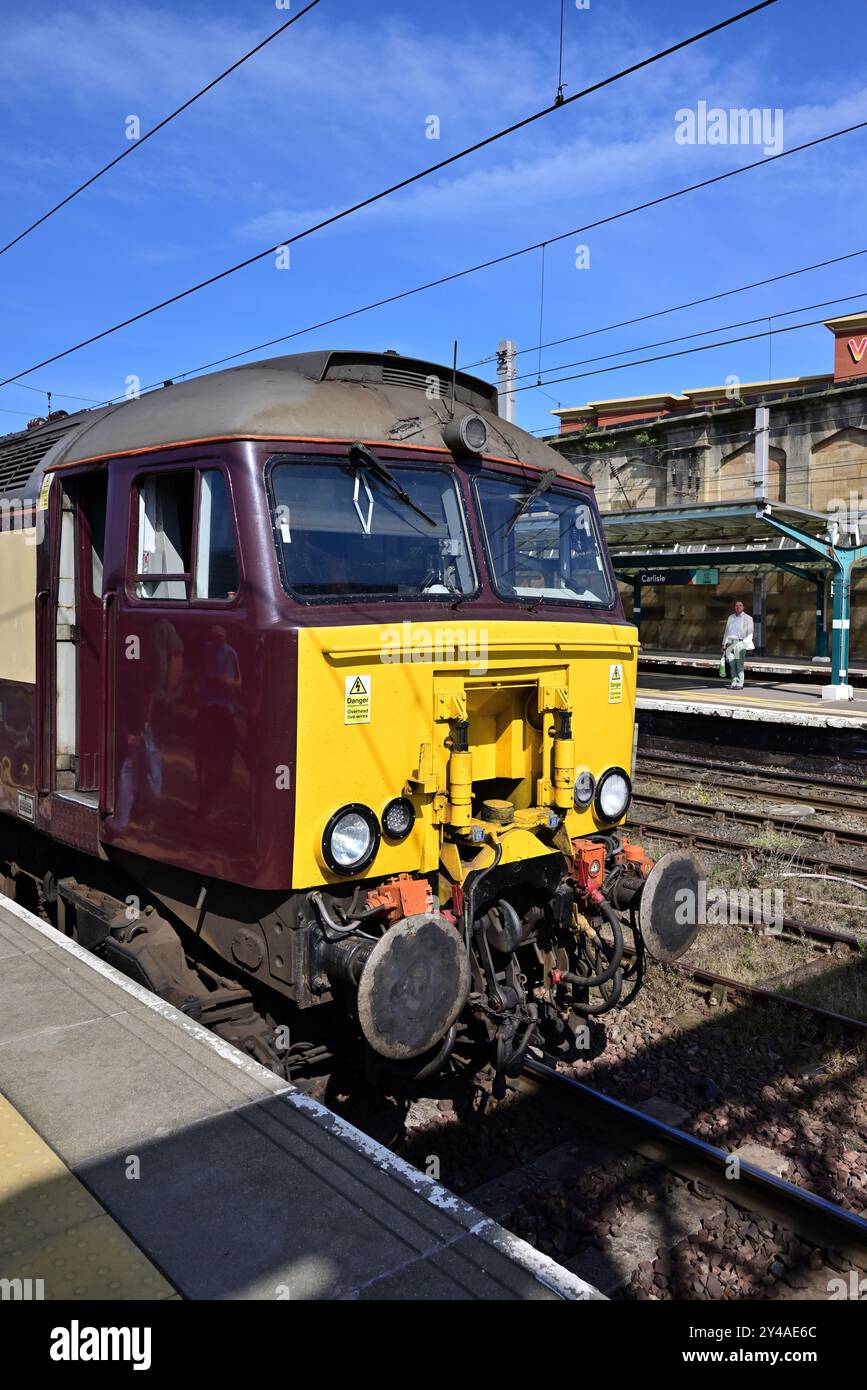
left=760, top=509, right=866, bottom=700
left=615, top=572, right=642, bottom=637
left=632, top=577, right=642, bottom=638
left=815, top=578, right=829, bottom=661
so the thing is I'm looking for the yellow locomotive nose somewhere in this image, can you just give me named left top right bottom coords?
left=296, top=617, right=640, bottom=889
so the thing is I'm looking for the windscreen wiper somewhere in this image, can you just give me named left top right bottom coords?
left=349, top=441, right=438, bottom=528
left=505, top=468, right=558, bottom=536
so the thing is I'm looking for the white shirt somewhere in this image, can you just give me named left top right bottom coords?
left=723, top=611, right=754, bottom=646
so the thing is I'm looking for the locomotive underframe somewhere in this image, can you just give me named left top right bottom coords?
left=0, top=807, right=668, bottom=1086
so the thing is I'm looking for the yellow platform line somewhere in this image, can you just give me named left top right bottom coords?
left=0, top=1094, right=176, bottom=1300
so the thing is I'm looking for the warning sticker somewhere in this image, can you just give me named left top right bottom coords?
left=344, top=673, right=371, bottom=725
left=37, top=474, right=53, bottom=511
left=608, top=663, right=623, bottom=705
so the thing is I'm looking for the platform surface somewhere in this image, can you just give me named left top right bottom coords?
left=0, top=894, right=600, bottom=1302
left=637, top=671, right=867, bottom=728
left=639, top=649, right=867, bottom=684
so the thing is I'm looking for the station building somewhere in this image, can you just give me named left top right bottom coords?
left=549, top=314, right=867, bottom=660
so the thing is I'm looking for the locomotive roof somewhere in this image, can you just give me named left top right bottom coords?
left=1, top=350, right=580, bottom=496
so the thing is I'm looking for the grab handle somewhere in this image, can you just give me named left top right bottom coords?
left=35, top=589, right=51, bottom=794
left=99, top=590, right=117, bottom=815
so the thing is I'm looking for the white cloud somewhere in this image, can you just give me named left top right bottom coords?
left=233, top=79, right=867, bottom=249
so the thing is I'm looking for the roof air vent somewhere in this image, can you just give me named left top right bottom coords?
left=0, top=422, right=76, bottom=495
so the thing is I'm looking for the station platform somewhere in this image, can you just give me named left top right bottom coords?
left=637, top=671, right=867, bottom=730
left=0, top=893, right=599, bottom=1302
left=639, top=649, right=867, bottom=686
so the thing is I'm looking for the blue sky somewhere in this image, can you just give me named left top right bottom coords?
left=0, top=0, right=865, bottom=437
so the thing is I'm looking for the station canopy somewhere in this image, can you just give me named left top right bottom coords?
left=600, top=499, right=836, bottom=573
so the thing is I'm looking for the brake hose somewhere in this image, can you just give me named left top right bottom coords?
left=563, top=900, right=624, bottom=990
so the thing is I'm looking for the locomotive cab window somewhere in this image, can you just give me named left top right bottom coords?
left=267, top=457, right=476, bottom=601
left=133, top=468, right=239, bottom=602
left=195, top=470, right=240, bottom=600
left=474, top=474, right=615, bottom=608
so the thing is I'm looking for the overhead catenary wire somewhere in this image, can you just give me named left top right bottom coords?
left=461, top=246, right=867, bottom=370
left=0, top=0, right=325, bottom=258
left=510, top=310, right=867, bottom=395
left=477, top=447, right=867, bottom=569
left=509, top=286, right=867, bottom=385
left=74, top=272, right=867, bottom=422
left=0, top=1, right=781, bottom=390
left=88, top=120, right=867, bottom=410
left=12, top=381, right=104, bottom=405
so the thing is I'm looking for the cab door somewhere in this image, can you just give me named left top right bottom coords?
left=51, top=470, right=107, bottom=800
left=101, top=457, right=253, bottom=878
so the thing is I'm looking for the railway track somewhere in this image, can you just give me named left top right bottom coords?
left=767, top=917, right=862, bottom=952
left=637, top=750, right=867, bottom=802
left=630, top=758, right=866, bottom=1025
left=635, top=759, right=867, bottom=820
left=630, top=804, right=867, bottom=881
left=646, top=953, right=867, bottom=1038
left=519, top=1059, right=867, bottom=1268
left=632, top=789, right=867, bottom=851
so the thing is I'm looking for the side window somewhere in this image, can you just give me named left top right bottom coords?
left=74, top=473, right=107, bottom=599
left=132, top=467, right=239, bottom=603
left=195, top=470, right=239, bottom=600
left=135, top=471, right=194, bottom=599
left=90, top=487, right=106, bottom=599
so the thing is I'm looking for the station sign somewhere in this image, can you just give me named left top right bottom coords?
left=848, top=337, right=867, bottom=364
left=638, top=568, right=719, bottom=586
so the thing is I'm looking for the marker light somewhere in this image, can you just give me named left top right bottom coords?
left=382, top=796, right=415, bottom=842
left=574, top=769, right=596, bottom=810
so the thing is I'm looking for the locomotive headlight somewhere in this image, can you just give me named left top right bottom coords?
left=322, top=804, right=380, bottom=874
left=595, top=767, right=632, bottom=823
left=441, top=412, right=489, bottom=457
left=573, top=768, right=596, bottom=810
left=382, top=796, right=415, bottom=841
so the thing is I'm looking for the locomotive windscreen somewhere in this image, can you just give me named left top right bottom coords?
left=267, top=458, right=477, bottom=601
left=474, top=475, right=616, bottom=607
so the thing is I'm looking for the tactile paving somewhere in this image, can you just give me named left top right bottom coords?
left=0, top=1094, right=175, bottom=1300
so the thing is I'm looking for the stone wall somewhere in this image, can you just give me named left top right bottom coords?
left=553, top=384, right=867, bottom=657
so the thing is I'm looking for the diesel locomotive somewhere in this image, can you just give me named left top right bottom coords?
left=0, top=349, right=701, bottom=1084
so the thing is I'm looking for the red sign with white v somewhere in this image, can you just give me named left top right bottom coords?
left=847, top=337, right=867, bottom=363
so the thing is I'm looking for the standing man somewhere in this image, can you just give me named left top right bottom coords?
left=722, top=599, right=754, bottom=690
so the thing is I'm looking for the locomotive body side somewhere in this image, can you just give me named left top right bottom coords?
left=0, top=504, right=38, bottom=824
